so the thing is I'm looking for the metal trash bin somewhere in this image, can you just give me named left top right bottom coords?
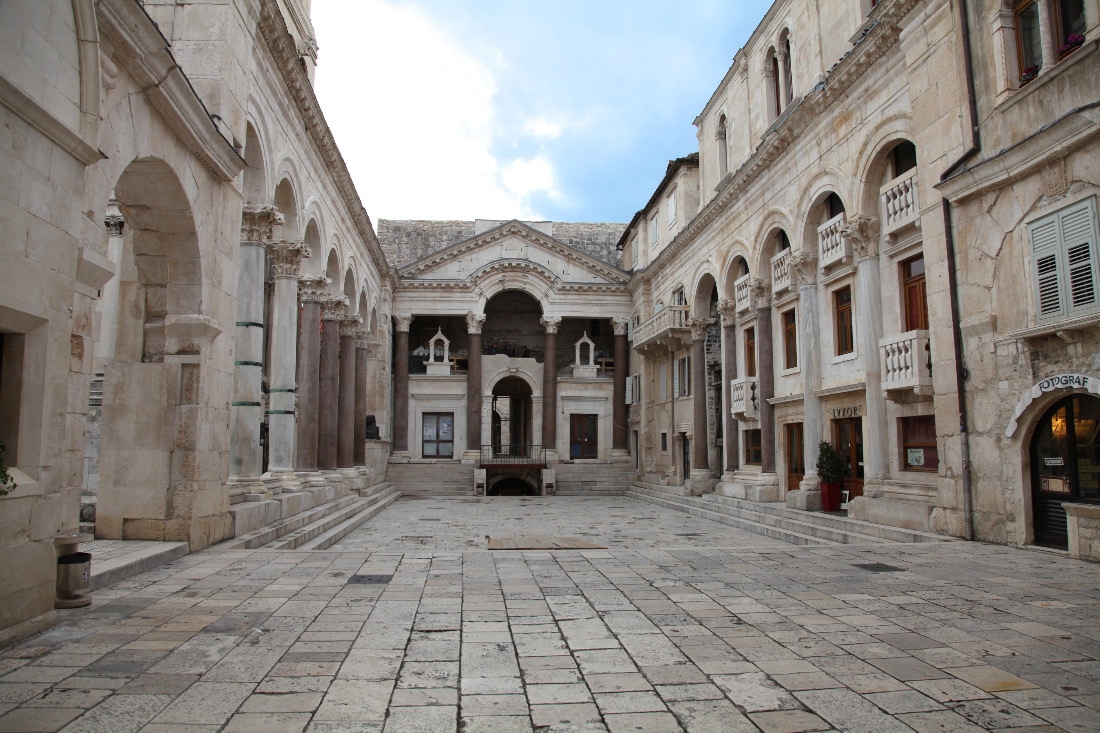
left=55, top=552, right=92, bottom=609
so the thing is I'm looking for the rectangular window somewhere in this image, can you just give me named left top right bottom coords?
left=667, top=192, right=677, bottom=229
left=674, top=356, right=691, bottom=397
left=902, top=255, right=929, bottom=331
left=782, top=309, right=798, bottom=369
left=672, top=287, right=686, bottom=306
left=745, top=327, right=756, bottom=377
left=661, top=432, right=668, bottom=452
left=631, top=237, right=638, bottom=268
left=744, top=429, right=762, bottom=465
left=834, top=287, right=854, bottom=355
left=659, top=363, right=668, bottom=401
left=1014, top=1, right=1043, bottom=76
left=1030, top=197, right=1100, bottom=325
left=649, top=215, right=658, bottom=247
left=901, top=415, right=939, bottom=472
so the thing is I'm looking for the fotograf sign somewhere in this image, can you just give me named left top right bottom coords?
left=1005, top=373, right=1100, bottom=438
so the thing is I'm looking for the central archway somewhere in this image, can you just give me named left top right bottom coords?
left=492, top=376, right=533, bottom=456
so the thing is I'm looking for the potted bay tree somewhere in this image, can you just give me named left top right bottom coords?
left=817, top=441, right=844, bottom=512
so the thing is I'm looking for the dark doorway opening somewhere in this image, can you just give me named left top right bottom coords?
left=490, top=477, right=538, bottom=496
left=1031, top=394, right=1100, bottom=549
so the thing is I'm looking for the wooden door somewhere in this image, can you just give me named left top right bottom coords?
left=569, top=414, right=598, bottom=459
left=834, top=417, right=864, bottom=498
left=1030, top=395, right=1100, bottom=549
left=786, top=422, right=804, bottom=492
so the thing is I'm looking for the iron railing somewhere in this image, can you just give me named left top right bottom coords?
left=480, top=444, right=546, bottom=466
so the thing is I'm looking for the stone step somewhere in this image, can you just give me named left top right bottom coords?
left=267, top=486, right=401, bottom=550
left=220, top=495, right=363, bottom=550
left=626, top=488, right=836, bottom=546
left=88, top=540, right=190, bottom=591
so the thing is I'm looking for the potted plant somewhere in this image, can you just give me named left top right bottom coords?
left=1058, top=33, right=1085, bottom=57
left=817, top=441, right=844, bottom=512
left=0, top=441, right=16, bottom=497
left=1019, top=64, right=1040, bottom=86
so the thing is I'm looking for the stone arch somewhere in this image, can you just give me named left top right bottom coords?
left=853, top=113, right=916, bottom=217
left=323, top=245, right=340, bottom=289
left=475, top=272, right=553, bottom=314
left=357, top=290, right=369, bottom=320
left=691, top=269, right=719, bottom=318
left=485, top=366, right=541, bottom=398
left=273, top=177, right=299, bottom=240
left=342, top=269, right=356, bottom=307
left=751, top=210, right=795, bottom=275
left=73, top=0, right=100, bottom=145
left=796, top=177, right=849, bottom=254
left=242, top=121, right=268, bottom=204
left=368, top=306, right=379, bottom=337
left=721, top=243, right=752, bottom=300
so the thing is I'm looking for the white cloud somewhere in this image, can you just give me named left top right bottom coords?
left=312, top=0, right=555, bottom=220
left=523, top=118, right=565, bottom=139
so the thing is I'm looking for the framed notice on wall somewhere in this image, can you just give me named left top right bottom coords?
left=1041, top=476, right=1070, bottom=494
left=906, top=448, right=925, bottom=467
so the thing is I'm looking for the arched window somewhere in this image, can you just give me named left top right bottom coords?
left=782, top=37, right=793, bottom=106
left=770, top=51, right=781, bottom=118
left=716, top=115, right=728, bottom=178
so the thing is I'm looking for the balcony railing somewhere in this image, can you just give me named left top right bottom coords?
left=633, top=304, right=689, bottom=349
left=730, top=376, right=759, bottom=418
left=818, top=213, right=849, bottom=270
left=771, top=248, right=792, bottom=293
left=734, top=274, right=752, bottom=313
left=881, top=169, right=920, bottom=236
left=480, top=444, right=546, bottom=466
left=880, top=330, right=932, bottom=396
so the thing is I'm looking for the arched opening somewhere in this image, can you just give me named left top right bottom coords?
left=781, top=33, right=793, bottom=107
left=343, top=269, right=356, bottom=309
left=323, top=245, right=339, bottom=287
left=492, top=376, right=533, bottom=457
left=273, top=178, right=298, bottom=239
left=716, top=114, right=728, bottom=179
left=766, top=47, right=780, bottom=121
left=243, top=122, right=267, bottom=203
left=488, top=476, right=538, bottom=496
left=483, top=290, right=544, bottom=361
left=1029, top=393, right=1100, bottom=549
left=693, top=274, right=721, bottom=474
left=804, top=191, right=847, bottom=264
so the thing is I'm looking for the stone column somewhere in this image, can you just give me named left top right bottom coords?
left=751, top=278, right=779, bottom=497
left=392, top=314, right=413, bottom=456
left=465, top=312, right=486, bottom=462
left=718, top=299, right=738, bottom=476
left=541, top=316, right=561, bottom=459
left=354, top=328, right=369, bottom=468
left=338, top=314, right=361, bottom=475
left=788, top=253, right=824, bottom=511
left=318, top=295, right=348, bottom=471
left=612, top=318, right=629, bottom=456
left=688, top=318, right=715, bottom=486
left=230, top=205, right=283, bottom=497
left=847, top=216, right=888, bottom=498
left=96, top=204, right=125, bottom=369
left=776, top=48, right=790, bottom=110
left=295, top=276, right=327, bottom=473
left=266, top=241, right=310, bottom=487
left=1036, top=0, right=1058, bottom=71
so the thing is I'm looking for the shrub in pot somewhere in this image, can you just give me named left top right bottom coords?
left=816, top=441, right=845, bottom=511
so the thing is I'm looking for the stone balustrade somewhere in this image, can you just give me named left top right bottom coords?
left=880, top=329, right=932, bottom=396
left=633, top=304, right=690, bottom=349
left=881, top=169, right=920, bottom=236
left=818, top=213, right=849, bottom=269
left=734, top=274, right=752, bottom=313
left=771, top=248, right=792, bottom=292
left=730, top=376, right=759, bottom=418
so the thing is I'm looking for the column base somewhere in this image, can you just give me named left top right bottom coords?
left=786, top=488, right=823, bottom=511
left=263, top=472, right=295, bottom=494
left=715, top=471, right=780, bottom=502
left=684, top=469, right=717, bottom=496
left=227, top=477, right=265, bottom=502
left=339, top=466, right=363, bottom=491
left=798, top=474, right=821, bottom=492
left=390, top=451, right=411, bottom=462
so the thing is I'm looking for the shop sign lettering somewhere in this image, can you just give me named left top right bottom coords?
left=829, top=405, right=862, bottom=419
left=1038, top=374, right=1095, bottom=392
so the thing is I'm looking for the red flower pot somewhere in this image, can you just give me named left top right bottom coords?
left=821, top=482, right=842, bottom=512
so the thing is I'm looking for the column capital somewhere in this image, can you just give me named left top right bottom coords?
left=320, top=295, right=350, bottom=320
left=393, top=313, right=414, bottom=332
left=466, top=311, right=486, bottom=334
left=242, top=202, right=285, bottom=243
left=354, top=328, right=371, bottom=348
left=339, top=314, right=362, bottom=337
left=717, top=299, right=737, bottom=325
left=298, top=275, right=330, bottom=303
left=748, top=278, right=771, bottom=310
left=540, top=315, right=562, bottom=334
left=611, top=317, right=630, bottom=336
left=269, top=240, right=311, bottom=278
left=687, top=317, right=715, bottom=341
left=791, top=251, right=818, bottom=289
left=104, top=212, right=125, bottom=237
left=839, top=215, right=880, bottom=261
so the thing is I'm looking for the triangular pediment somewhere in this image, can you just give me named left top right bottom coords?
left=398, top=220, right=627, bottom=286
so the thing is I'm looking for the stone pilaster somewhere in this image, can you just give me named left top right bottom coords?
left=295, top=276, right=328, bottom=472
left=787, top=253, right=823, bottom=511
left=392, top=314, right=413, bottom=456
left=265, top=240, right=310, bottom=487
left=612, top=318, right=629, bottom=456
left=465, top=312, right=486, bottom=462
left=541, top=316, right=562, bottom=460
left=318, top=295, right=348, bottom=471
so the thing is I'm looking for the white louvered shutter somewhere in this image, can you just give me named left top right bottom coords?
left=672, top=361, right=680, bottom=397
left=1060, top=199, right=1099, bottom=317
left=625, top=374, right=633, bottom=404
left=1030, top=215, right=1064, bottom=324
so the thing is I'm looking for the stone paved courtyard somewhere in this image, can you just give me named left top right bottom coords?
left=3, top=498, right=1100, bottom=732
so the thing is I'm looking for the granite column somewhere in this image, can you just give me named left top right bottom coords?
left=466, top=312, right=485, bottom=459
left=318, top=296, right=348, bottom=471
left=265, top=240, right=309, bottom=485
left=612, top=318, right=629, bottom=454
left=295, top=276, right=327, bottom=473
left=541, top=316, right=561, bottom=458
left=338, top=314, right=360, bottom=471
left=392, top=314, right=412, bottom=455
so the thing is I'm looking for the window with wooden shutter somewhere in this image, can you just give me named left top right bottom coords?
left=625, top=375, right=633, bottom=404
left=672, top=360, right=680, bottom=397
left=1030, top=198, right=1099, bottom=325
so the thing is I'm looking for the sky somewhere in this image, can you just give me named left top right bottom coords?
left=311, top=0, right=772, bottom=224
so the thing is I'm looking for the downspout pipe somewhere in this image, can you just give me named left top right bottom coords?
left=939, top=0, right=981, bottom=541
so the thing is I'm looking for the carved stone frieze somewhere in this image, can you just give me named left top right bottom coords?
left=241, top=202, right=285, bottom=243
left=466, top=312, right=486, bottom=334
left=268, top=240, right=311, bottom=277
left=1041, top=159, right=1068, bottom=197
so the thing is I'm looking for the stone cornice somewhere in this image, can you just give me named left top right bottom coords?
left=96, top=0, right=244, bottom=181
left=399, top=220, right=628, bottom=284
left=256, top=0, right=397, bottom=285
left=640, top=0, right=921, bottom=279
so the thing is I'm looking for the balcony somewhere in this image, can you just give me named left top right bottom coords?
left=734, top=274, right=752, bottom=313
left=480, top=444, right=546, bottom=467
left=730, top=376, right=759, bottom=418
left=771, top=248, right=792, bottom=293
left=881, top=169, right=920, bottom=238
left=880, top=330, right=932, bottom=398
left=818, top=213, right=849, bottom=270
left=633, top=304, right=690, bottom=351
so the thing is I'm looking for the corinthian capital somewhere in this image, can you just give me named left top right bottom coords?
left=339, top=314, right=362, bottom=337
left=791, top=252, right=818, bottom=289
left=298, top=275, right=330, bottom=303
left=242, top=203, right=285, bottom=243
left=611, top=317, right=630, bottom=336
left=748, top=277, right=771, bottom=310
left=320, top=295, right=350, bottom=321
left=540, top=315, right=562, bottom=334
left=688, top=317, right=715, bottom=341
left=466, top=311, right=486, bottom=334
left=393, top=314, right=414, bottom=333
left=268, top=240, right=311, bottom=278
left=104, top=212, right=125, bottom=237
left=717, top=298, right=737, bottom=325
left=839, top=215, right=879, bottom=261
left=354, top=327, right=370, bottom=349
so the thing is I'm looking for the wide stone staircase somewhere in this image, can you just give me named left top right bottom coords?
left=627, top=483, right=952, bottom=545
left=554, top=463, right=636, bottom=496
left=387, top=460, right=475, bottom=498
